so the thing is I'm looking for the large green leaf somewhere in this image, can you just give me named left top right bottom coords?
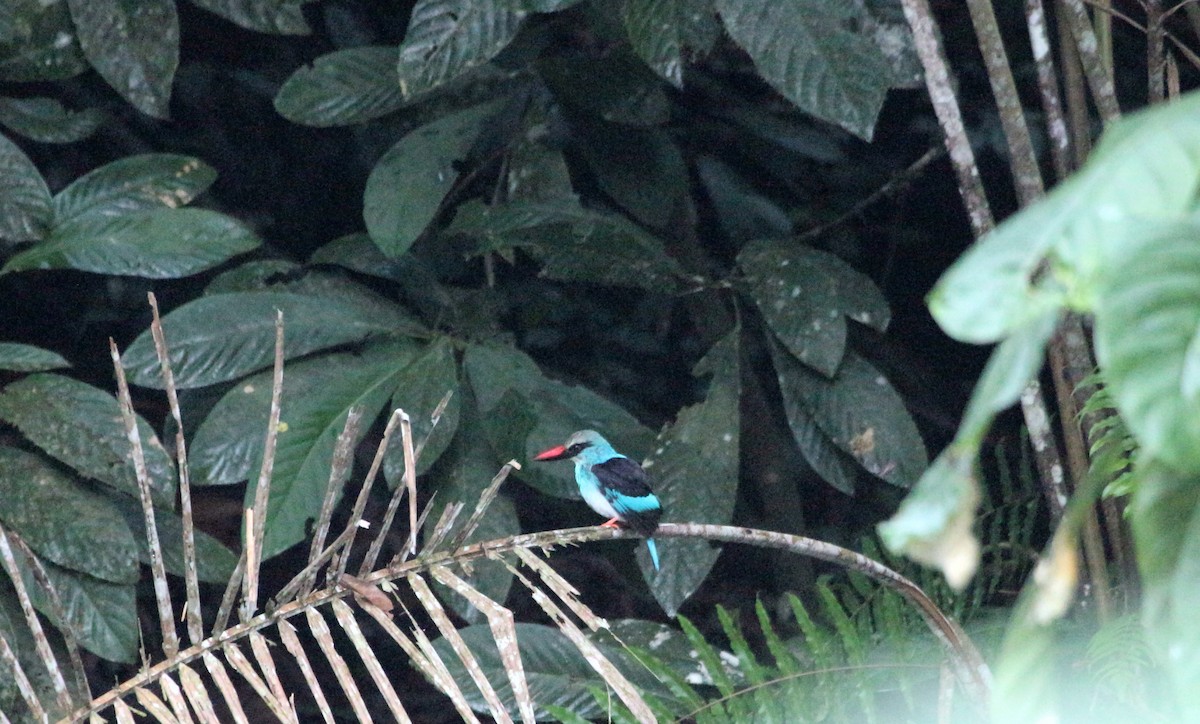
left=0, top=0, right=87, bottom=81
left=11, top=555, right=137, bottom=663
left=187, top=0, right=309, bottom=35
left=396, top=0, right=527, bottom=99
left=451, top=197, right=688, bottom=292
left=66, top=0, right=178, bottom=118
left=644, top=329, right=739, bottom=616
left=1129, top=461, right=1200, bottom=713
left=573, top=122, right=687, bottom=229
left=0, top=374, right=177, bottom=505
left=464, top=343, right=655, bottom=498
left=0, top=96, right=103, bottom=143
left=0, top=446, right=139, bottom=585
left=739, top=240, right=890, bottom=377
left=622, top=0, right=720, bottom=87
left=931, top=91, right=1200, bottom=344
left=363, top=101, right=501, bottom=257
left=0, top=131, right=50, bottom=242
left=52, top=154, right=216, bottom=228
left=713, top=0, right=892, bottom=139
left=432, top=622, right=662, bottom=720
left=275, top=46, right=405, bottom=127
left=190, top=340, right=420, bottom=486
left=771, top=341, right=926, bottom=490
left=383, top=337, right=462, bottom=482
left=122, top=290, right=419, bottom=388
left=0, top=343, right=70, bottom=372
left=195, top=342, right=418, bottom=558
left=3, top=208, right=260, bottom=278
left=1093, top=219, right=1200, bottom=470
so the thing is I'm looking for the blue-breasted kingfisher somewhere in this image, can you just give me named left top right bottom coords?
left=534, top=430, right=663, bottom=570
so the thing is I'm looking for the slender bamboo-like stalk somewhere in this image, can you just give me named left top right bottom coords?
left=242, top=312, right=285, bottom=620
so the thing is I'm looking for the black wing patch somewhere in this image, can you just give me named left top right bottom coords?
left=592, top=456, right=663, bottom=535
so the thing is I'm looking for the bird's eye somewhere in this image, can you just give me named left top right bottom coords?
left=568, top=442, right=590, bottom=455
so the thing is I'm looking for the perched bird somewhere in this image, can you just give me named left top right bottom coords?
left=534, top=430, right=663, bottom=570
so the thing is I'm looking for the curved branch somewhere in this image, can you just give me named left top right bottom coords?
left=65, top=522, right=991, bottom=721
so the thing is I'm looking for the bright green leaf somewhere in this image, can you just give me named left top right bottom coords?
left=52, top=154, right=216, bottom=227
left=364, top=101, right=501, bottom=256
left=122, top=290, right=420, bottom=388
left=0, top=446, right=139, bottom=584
left=188, top=0, right=309, bottom=35
left=740, top=240, right=890, bottom=377
left=644, top=328, right=739, bottom=616
left=396, top=0, right=527, bottom=99
left=464, top=343, right=655, bottom=498
left=0, top=131, right=50, bottom=242
left=713, top=0, right=891, bottom=139
left=4, top=208, right=260, bottom=278
left=0, top=96, right=103, bottom=143
left=0, top=374, right=177, bottom=505
left=66, top=0, right=178, bottom=118
left=275, top=46, right=405, bottom=127
left=0, top=343, right=70, bottom=372
left=1094, top=220, right=1200, bottom=470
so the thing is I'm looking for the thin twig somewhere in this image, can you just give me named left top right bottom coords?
left=1059, top=0, right=1123, bottom=120
left=1026, top=0, right=1072, bottom=181
left=242, top=311, right=285, bottom=620
left=110, top=339, right=178, bottom=659
left=301, top=407, right=364, bottom=598
left=147, top=292, right=204, bottom=645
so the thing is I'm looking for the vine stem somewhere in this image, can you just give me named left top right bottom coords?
left=65, top=523, right=990, bottom=721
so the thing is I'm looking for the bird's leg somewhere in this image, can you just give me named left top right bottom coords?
left=600, top=518, right=624, bottom=529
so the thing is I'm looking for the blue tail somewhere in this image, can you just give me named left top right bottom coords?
left=646, top=538, right=660, bottom=570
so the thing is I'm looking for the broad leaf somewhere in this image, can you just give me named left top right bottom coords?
left=739, top=239, right=890, bottom=377
left=0, top=0, right=87, bottom=81
left=66, top=0, right=178, bottom=118
left=464, top=343, right=655, bottom=498
left=3, top=208, right=260, bottom=278
left=122, top=290, right=419, bottom=388
left=12, top=555, right=137, bottom=663
left=188, top=0, right=309, bottom=35
left=714, top=0, right=892, bottom=139
left=877, top=447, right=980, bottom=591
left=452, top=197, right=688, bottom=292
left=1093, top=221, right=1200, bottom=470
left=52, top=154, right=217, bottom=227
left=644, top=329, right=739, bottom=616
left=433, top=622, right=662, bottom=720
left=622, top=0, right=720, bottom=87
left=783, top=400, right=859, bottom=495
left=0, top=131, right=50, bottom=242
left=396, top=0, right=527, bottom=98
left=383, top=337, right=462, bottom=482
left=275, top=46, right=405, bottom=127
left=194, top=342, right=419, bottom=558
left=771, top=341, right=926, bottom=489
left=0, top=343, right=70, bottom=372
left=0, top=374, right=177, bottom=505
left=0, top=446, right=139, bottom=584
left=932, top=92, right=1200, bottom=344
left=539, top=52, right=670, bottom=126
left=364, top=101, right=501, bottom=256
left=1130, top=461, right=1200, bottom=712
left=0, top=96, right=103, bottom=143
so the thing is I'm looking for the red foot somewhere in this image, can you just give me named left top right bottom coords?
left=600, top=518, right=623, bottom=529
